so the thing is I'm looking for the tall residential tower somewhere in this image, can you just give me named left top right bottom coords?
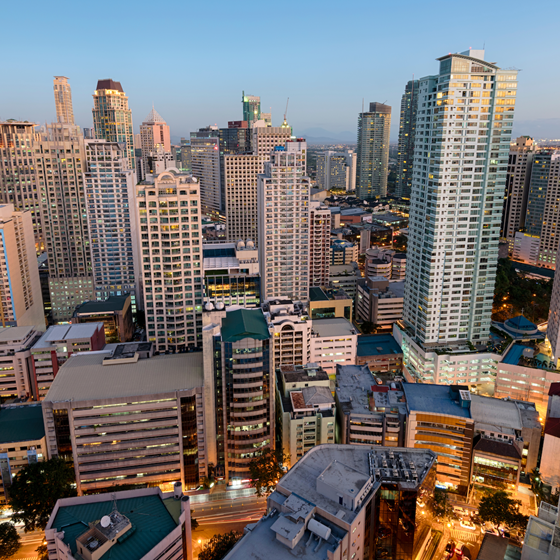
left=242, top=92, right=261, bottom=127
left=140, top=108, right=171, bottom=180
left=53, top=76, right=74, bottom=124
left=396, top=49, right=517, bottom=384
left=395, top=80, right=419, bottom=198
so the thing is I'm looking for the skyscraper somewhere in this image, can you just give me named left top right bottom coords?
left=396, top=49, right=517, bottom=382
left=309, top=200, right=331, bottom=286
left=0, top=204, right=44, bottom=327
left=140, top=107, right=171, bottom=179
left=395, top=80, right=419, bottom=199
left=224, top=125, right=291, bottom=244
left=92, top=79, right=135, bottom=170
left=0, top=121, right=43, bottom=249
left=258, top=140, right=310, bottom=301
left=500, top=136, right=536, bottom=253
left=242, top=92, right=261, bottom=127
left=36, top=122, right=94, bottom=322
left=84, top=140, right=141, bottom=311
left=315, top=150, right=357, bottom=191
left=524, top=151, right=560, bottom=269
left=137, top=170, right=202, bottom=352
left=190, top=127, right=222, bottom=219
left=356, top=102, right=391, bottom=199
left=53, top=76, right=74, bottom=124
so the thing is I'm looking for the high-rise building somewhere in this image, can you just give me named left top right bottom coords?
left=225, top=125, right=291, bottom=244
left=53, top=76, right=74, bottom=124
left=500, top=136, right=536, bottom=253
left=0, top=121, right=43, bottom=249
left=242, top=92, right=261, bottom=127
left=309, top=201, right=331, bottom=287
left=137, top=170, right=203, bottom=352
left=36, top=122, right=94, bottom=322
left=202, top=307, right=273, bottom=482
left=140, top=108, right=171, bottom=180
left=356, top=102, right=391, bottom=199
left=396, top=49, right=517, bottom=382
left=547, top=252, right=560, bottom=364
left=92, top=79, right=135, bottom=170
left=84, top=140, right=141, bottom=310
left=395, top=80, right=419, bottom=199
left=190, top=127, right=222, bottom=219
left=258, top=141, right=310, bottom=301
left=524, top=151, right=560, bottom=269
left=0, top=204, right=44, bottom=327
left=315, top=150, right=357, bottom=191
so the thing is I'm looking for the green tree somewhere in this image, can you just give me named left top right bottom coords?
left=0, top=522, right=21, bottom=560
left=36, top=542, right=49, bottom=560
left=8, top=458, right=77, bottom=532
left=248, top=449, right=287, bottom=497
left=198, top=531, right=241, bottom=560
left=191, top=517, right=199, bottom=531
left=361, top=321, right=375, bottom=334
left=429, top=488, right=452, bottom=519
left=478, top=490, right=523, bottom=529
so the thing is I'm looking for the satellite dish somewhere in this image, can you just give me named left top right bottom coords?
left=100, top=516, right=111, bottom=528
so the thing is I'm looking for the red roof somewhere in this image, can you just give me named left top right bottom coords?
left=371, top=386, right=389, bottom=393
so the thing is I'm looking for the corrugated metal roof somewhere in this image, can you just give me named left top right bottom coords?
left=221, top=309, right=269, bottom=342
left=0, top=404, right=45, bottom=443
left=44, top=352, right=203, bottom=403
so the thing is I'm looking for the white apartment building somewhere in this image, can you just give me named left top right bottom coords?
left=512, top=232, right=540, bottom=265
left=309, top=201, right=331, bottom=287
left=84, top=140, right=141, bottom=311
left=356, top=277, right=404, bottom=328
left=400, top=49, right=517, bottom=378
left=315, top=149, right=357, bottom=191
left=225, top=125, right=291, bottom=244
left=0, top=326, right=41, bottom=400
left=309, top=318, right=358, bottom=374
left=258, top=141, right=310, bottom=302
left=0, top=204, right=44, bottom=327
left=137, top=169, right=203, bottom=352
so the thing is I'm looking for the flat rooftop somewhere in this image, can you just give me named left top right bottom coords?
left=336, top=364, right=376, bottom=415
left=49, top=493, right=177, bottom=560
left=311, top=318, right=356, bottom=338
left=470, top=394, right=522, bottom=431
left=279, top=364, right=330, bottom=384
left=33, top=323, right=104, bottom=349
left=74, top=295, right=130, bottom=315
left=402, top=383, right=472, bottom=419
left=44, top=351, right=203, bottom=403
left=357, top=334, right=402, bottom=357
left=0, top=325, right=36, bottom=343
left=0, top=404, right=45, bottom=443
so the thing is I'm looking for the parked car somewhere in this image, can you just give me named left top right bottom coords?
left=445, top=541, right=456, bottom=555
left=460, top=519, right=476, bottom=531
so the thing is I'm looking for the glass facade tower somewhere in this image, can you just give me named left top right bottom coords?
left=395, top=80, right=419, bottom=199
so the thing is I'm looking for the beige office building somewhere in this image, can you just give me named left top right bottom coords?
left=42, top=348, right=207, bottom=495
left=0, top=121, right=43, bottom=249
left=224, top=125, right=291, bottom=244
left=137, top=170, right=203, bottom=352
left=53, top=76, right=74, bottom=125
left=0, top=204, right=44, bottom=327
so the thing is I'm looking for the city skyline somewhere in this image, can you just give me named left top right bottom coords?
left=2, top=0, right=559, bottom=141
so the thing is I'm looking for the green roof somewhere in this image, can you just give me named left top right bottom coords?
left=0, top=404, right=45, bottom=444
left=309, top=287, right=330, bottom=302
left=74, top=294, right=130, bottom=316
left=51, top=494, right=177, bottom=560
left=221, top=309, right=270, bottom=342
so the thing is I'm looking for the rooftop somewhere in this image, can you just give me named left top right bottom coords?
left=470, top=394, right=523, bottom=431
left=74, top=295, right=130, bottom=315
left=279, top=364, right=330, bottom=385
left=544, top=417, right=560, bottom=439
left=402, top=383, right=472, bottom=419
left=335, top=364, right=376, bottom=416
left=221, top=308, right=270, bottom=342
left=309, top=287, right=330, bottom=302
left=44, top=352, right=203, bottom=403
left=96, top=79, right=124, bottom=92
left=478, top=533, right=521, bottom=560
left=311, top=318, right=356, bottom=338
left=473, top=436, right=522, bottom=460
left=49, top=492, right=178, bottom=560
left=0, top=325, right=36, bottom=343
left=357, top=334, right=402, bottom=357
left=143, top=107, right=166, bottom=124
left=33, top=323, right=104, bottom=350
left=0, top=404, right=45, bottom=443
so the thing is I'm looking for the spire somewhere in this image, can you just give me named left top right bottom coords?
left=143, top=107, right=166, bottom=124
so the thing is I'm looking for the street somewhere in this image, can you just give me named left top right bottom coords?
left=11, top=527, right=44, bottom=560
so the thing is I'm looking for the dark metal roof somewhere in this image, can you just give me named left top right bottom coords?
left=96, top=79, right=124, bottom=92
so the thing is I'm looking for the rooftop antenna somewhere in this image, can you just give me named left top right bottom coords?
left=284, top=98, right=289, bottom=122
left=362, top=98, right=364, bottom=113
left=111, top=492, right=118, bottom=514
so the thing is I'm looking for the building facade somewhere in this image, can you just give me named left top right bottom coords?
left=356, top=102, right=391, bottom=199
left=400, top=49, right=517, bottom=377
left=309, top=201, right=331, bottom=287
left=92, top=79, right=135, bottom=170
left=315, top=150, right=357, bottom=192
left=242, top=92, right=261, bottom=127
left=84, top=139, right=140, bottom=310
left=140, top=107, right=171, bottom=180
left=53, top=76, right=74, bottom=125
left=258, top=141, right=310, bottom=302
left=395, top=80, right=419, bottom=199
left=137, top=170, right=203, bottom=352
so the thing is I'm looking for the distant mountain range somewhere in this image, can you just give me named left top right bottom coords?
left=301, top=128, right=356, bottom=145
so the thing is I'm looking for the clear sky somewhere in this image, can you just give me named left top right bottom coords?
left=2, top=0, right=559, bottom=141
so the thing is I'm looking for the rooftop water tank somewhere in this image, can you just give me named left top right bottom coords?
left=308, top=519, right=331, bottom=541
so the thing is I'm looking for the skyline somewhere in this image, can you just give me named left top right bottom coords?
left=2, top=0, right=559, bottom=141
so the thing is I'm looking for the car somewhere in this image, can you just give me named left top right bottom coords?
left=445, top=541, right=456, bottom=555
left=460, top=545, right=472, bottom=560
left=417, top=499, right=426, bottom=508
left=454, top=542, right=465, bottom=557
left=460, top=519, right=476, bottom=531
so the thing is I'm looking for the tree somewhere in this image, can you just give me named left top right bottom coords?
left=8, top=458, right=77, bottom=532
left=0, top=522, right=21, bottom=560
left=429, top=488, right=452, bottom=519
left=36, top=542, right=49, bottom=560
left=361, top=322, right=375, bottom=334
left=198, top=531, right=241, bottom=560
left=248, top=449, right=287, bottom=497
left=478, top=490, right=522, bottom=529
left=191, top=517, right=199, bottom=531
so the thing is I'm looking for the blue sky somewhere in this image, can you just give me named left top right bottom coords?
left=2, top=0, right=559, bottom=141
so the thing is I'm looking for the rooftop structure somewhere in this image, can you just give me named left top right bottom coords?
left=357, top=334, right=402, bottom=357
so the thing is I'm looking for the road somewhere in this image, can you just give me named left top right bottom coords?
left=191, top=495, right=267, bottom=558
left=11, top=528, right=44, bottom=560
